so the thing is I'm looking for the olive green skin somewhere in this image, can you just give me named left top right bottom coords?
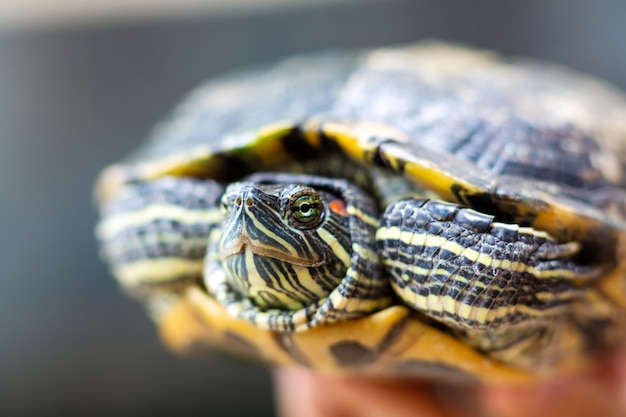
left=96, top=41, right=626, bottom=383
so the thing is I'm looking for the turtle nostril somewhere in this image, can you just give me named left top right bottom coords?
left=246, top=198, right=254, bottom=207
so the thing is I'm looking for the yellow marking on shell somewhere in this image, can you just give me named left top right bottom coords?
left=231, top=122, right=297, bottom=166
left=162, top=125, right=299, bottom=178
left=136, top=145, right=216, bottom=179
left=253, top=121, right=296, bottom=144
left=173, top=286, right=301, bottom=364
left=316, top=228, right=352, bottom=268
left=97, top=205, right=221, bottom=240
left=383, top=146, right=477, bottom=203
left=163, top=288, right=536, bottom=383
left=302, top=119, right=323, bottom=148
left=135, top=156, right=184, bottom=179
left=380, top=226, right=578, bottom=280
left=312, top=120, right=410, bottom=163
left=99, top=121, right=304, bottom=203
left=115, top=258, right=203, bottom=287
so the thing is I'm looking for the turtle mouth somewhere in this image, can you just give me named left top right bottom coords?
left=220, top=232, right=326, bottom=267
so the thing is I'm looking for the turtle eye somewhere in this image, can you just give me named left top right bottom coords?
left=291, top=194, right=322, bottom=226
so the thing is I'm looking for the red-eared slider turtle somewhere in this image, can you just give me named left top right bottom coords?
left=95, top=41, right=626, bottom=383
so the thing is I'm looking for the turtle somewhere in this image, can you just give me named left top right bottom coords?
left=95, top=41, right=626, bottom=383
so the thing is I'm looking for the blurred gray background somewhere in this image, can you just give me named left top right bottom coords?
left=1, top=1, right=625, bottom=416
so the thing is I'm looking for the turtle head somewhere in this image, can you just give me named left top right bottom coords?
left=217, top=178, right=352, bottom=310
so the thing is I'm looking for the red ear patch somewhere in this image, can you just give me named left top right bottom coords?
left=329, top=200, right=348, bottom=216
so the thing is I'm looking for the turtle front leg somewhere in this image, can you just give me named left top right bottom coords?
left=376, top=198, right=600, bottom=367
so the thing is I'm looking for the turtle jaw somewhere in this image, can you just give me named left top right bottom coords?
left=220, top=233, right=326, bottom=268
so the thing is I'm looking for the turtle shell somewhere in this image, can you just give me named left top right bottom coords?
left=96, top=41, right=626, bottom=383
